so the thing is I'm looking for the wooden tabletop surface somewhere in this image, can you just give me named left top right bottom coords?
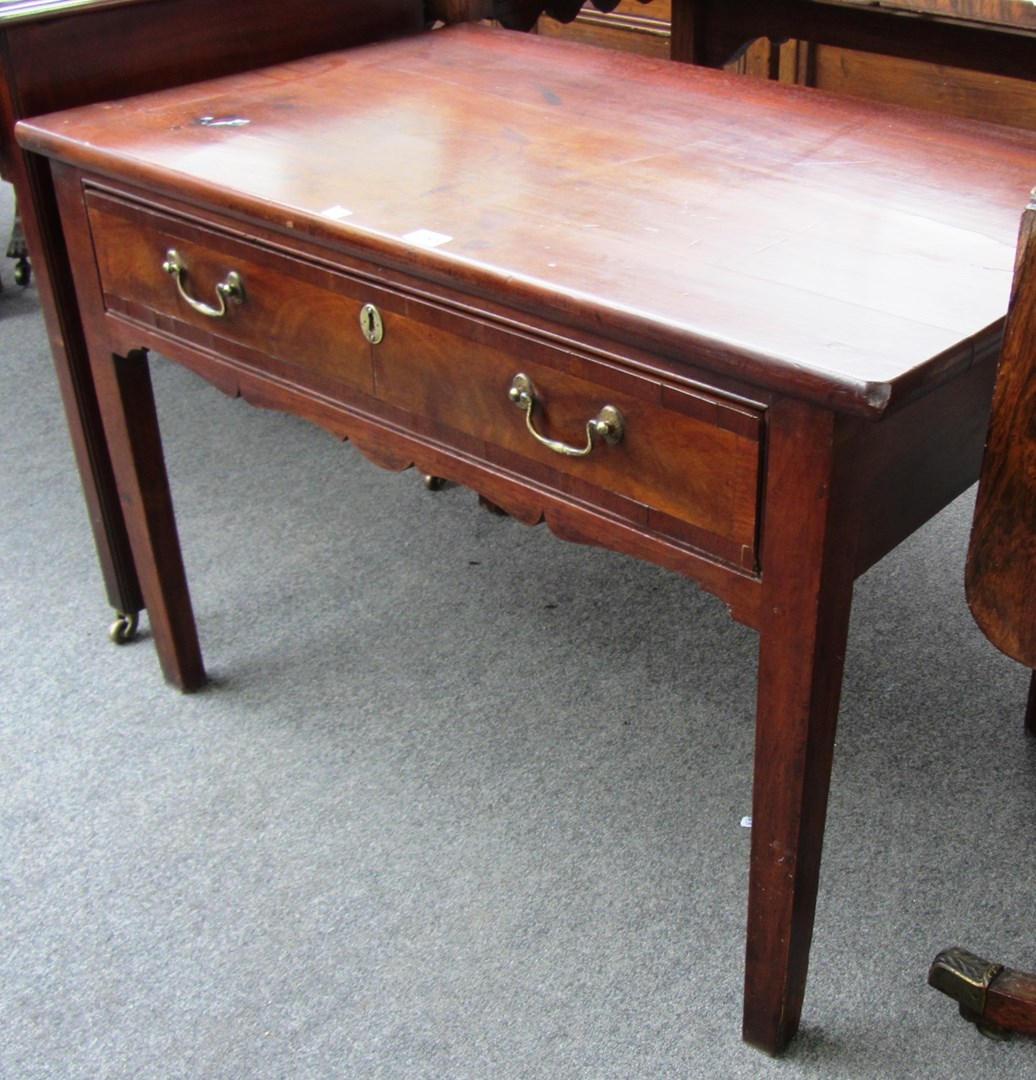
left=17, top=24, right=1036, bottom=414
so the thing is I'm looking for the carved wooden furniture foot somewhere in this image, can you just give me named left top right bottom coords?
left=929, top=948, right=1036, bottom=1040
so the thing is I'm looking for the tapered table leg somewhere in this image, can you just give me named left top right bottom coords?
left=742, top=399, right=859, bottom=1054
left=88, top=348, right=205, bottom=691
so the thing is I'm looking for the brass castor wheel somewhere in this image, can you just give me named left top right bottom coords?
left=13, top=257, right=30, bottom=287
left=423, top=474, right=447, bottom=491
left=108, top=610, right=140, bottom=644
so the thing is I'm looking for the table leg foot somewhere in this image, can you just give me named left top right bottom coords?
left=929, top=947, right=1036, bottom=1040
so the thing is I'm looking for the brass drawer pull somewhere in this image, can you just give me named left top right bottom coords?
left=162, top=249, right=244, bottom=318
left=508, top=372, right=623, bottom=458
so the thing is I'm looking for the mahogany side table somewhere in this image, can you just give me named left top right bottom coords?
left=17, top=24, right=1036, bottom=1054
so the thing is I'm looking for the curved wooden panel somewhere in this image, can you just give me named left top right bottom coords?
left=966, top=203, right=1036, bottom=668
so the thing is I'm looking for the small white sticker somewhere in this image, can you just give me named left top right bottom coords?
left=740, top=816, right=753, bottom=829
left=320, top=205, right=353, bottom=220
left=402, top=228, right=452, bottom=249
left=198, top=115, right=250, bottom=128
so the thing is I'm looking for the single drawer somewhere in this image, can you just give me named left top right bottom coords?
left=85, top=188, right=762, bottom=569
left=85, top=190, right=375, bottom=395
left=369, top=298, right=763, bottom=569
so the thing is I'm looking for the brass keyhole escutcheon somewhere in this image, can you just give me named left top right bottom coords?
left=360, top=303, right=384, bottom=345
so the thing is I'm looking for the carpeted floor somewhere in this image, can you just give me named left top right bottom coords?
left=2, top=181, right=1034, bottom=1078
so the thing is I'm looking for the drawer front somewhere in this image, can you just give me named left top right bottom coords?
left=370, top=299, right=762, bottom=568
left=85, top=191, right=375, bottom=395
left=85, top=189, right=762, bottom=569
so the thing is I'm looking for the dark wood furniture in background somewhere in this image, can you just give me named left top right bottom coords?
left=927, top=191, right=1036, bottom=1043
left=538, top=0, right=672, bottom=56
left=967, top=192, right=1036, bottom=729
left=18, top=22, right=1036, bottom=1053
left=544, top=1, right=1036, bottom=129
left=671, top=0, right=1036, bottom=81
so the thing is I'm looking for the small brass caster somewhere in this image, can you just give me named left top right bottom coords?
left=13, top=258, right=30, bottom=287
left=108, top=610, right=140, bottom=644
left=423, top=475, right=446, bottom=491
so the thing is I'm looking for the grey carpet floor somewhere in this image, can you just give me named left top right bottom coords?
left=1, top=183, right=1034, bottom=1079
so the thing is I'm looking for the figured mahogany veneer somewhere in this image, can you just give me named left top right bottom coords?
left=86, top=192, right=377, bottom=397
left=17, top=24, right=1036, bottom=1056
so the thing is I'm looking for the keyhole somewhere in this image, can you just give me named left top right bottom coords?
left=360, top=303, right=383, bottom=345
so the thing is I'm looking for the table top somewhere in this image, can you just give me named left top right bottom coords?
left=17, top=24, right=1036, bottom=414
